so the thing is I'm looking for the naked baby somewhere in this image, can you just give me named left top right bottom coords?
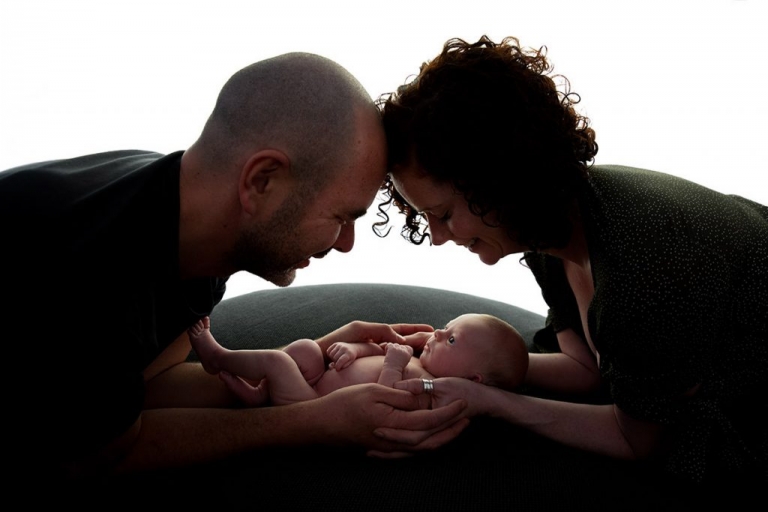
left=189, top=313, right=529, bottom=406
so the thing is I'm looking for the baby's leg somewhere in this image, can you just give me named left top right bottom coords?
left=188, top=317, right=320, bottom=405
left=188, top=317, right=225, bottom=375
left=282, top=339, right=326, bottom=387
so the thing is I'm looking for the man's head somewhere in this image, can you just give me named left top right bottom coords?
left=182, top=52, right=386, bottom=284
left=195, top=52, right=375, bottom=189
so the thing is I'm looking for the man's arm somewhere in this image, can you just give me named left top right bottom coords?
left=143, top=333, right=237, bottom=409
left=83, top=381, right=469, bottom=476
left=71, top=322, right=466, bottom=477
left=315, top=321, right=433, bottom=362
left=324, top=322, right=435, bottom=370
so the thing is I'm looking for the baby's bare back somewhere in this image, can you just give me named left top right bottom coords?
left=313, top=355, right=429, bottom=397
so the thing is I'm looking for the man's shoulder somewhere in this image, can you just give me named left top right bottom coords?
left=56, top=149, right=169, bottom=170
left=1, top=149, right=164, bottom=173
left=1, top=149, right=184, bottom=264
left=0, top=149, right=177, bottom=194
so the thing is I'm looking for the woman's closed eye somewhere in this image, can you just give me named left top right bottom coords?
left=423, top=210, right=451, bottom=223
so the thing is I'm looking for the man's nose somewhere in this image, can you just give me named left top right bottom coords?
left=333, top=222, right=355, bottom=253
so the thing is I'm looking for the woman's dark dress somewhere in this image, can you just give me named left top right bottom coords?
left=525, top=164, right=767, bottom=485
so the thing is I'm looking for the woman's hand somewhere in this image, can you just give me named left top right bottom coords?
left=371, top=377, right=493, bottom=448
left=396, top=377, right=489, bottom=411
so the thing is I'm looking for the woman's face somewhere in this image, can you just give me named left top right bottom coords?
left=391, top=163, right=525, bottom=265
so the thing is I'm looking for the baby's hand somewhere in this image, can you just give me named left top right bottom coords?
left=327, top=342, right=358, bottom=371
left=383, top=342, right=414, bottom=368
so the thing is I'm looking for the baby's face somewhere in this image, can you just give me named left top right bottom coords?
left=419, top=314, right=491, bottom=378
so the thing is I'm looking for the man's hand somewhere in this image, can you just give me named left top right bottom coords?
left=304, top=383, right=469, bottom=456
left=399, top=331, right=433, bottom=352
left=315, top=321, right=433, bottom=361
left=220, top=373, right=469, bottom=455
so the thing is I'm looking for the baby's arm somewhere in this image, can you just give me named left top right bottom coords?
left=327, top=341, right=385, bottom=370
left=377, top=343, right=414, bottom=388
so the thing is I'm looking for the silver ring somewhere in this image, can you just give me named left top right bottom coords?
left=422, top=378, right=434, bottom=394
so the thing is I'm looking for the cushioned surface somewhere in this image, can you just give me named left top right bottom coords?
left=203, top=282, right=546, bottom=352
left=83, top=283, right=711, bottom=510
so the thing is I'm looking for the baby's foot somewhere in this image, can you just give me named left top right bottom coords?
left=187, top=316, right=222, bottom=374
left=188, top=316, right=210, bottom=339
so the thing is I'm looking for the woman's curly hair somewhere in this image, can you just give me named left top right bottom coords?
left=374, top=35, right=598, bottom=251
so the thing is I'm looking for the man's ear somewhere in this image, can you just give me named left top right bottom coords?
left=238, top=149, right=291, bottom=216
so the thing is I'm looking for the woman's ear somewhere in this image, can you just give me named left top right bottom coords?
left=238, top=149, right=291, bottom=216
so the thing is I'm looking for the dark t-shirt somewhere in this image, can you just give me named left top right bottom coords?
left=525, top=165, right=767, bottom=483
left=1, top=150, right=227, bottom=467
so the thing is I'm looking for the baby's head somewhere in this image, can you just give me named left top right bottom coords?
left=419, top=313, right=529, bottom=390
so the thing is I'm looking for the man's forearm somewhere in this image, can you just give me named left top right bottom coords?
left=115, top=403, right=323, bottom=473
left=144, top=361, right=239, bottom=408
left=110, top=382, right=467, bottom=475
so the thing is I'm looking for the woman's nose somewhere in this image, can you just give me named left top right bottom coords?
left=427, top=217, right=451, bottom=246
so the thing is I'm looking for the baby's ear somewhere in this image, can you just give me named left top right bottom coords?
left=469, top=373, right=484, bottom=383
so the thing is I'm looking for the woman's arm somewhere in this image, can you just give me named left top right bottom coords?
left=525, top=328, right=602, bottom=395
left=479, top=385, right=661, bottom=460
left=388, top=378, right=663, bottom=460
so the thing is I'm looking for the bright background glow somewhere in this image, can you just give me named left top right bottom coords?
left=2, top=0, right=766, bottom=316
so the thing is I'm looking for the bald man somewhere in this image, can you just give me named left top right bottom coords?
left=1, top=53, right=468, bottom=484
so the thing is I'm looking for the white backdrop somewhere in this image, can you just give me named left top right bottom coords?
left=2, top=0, right=766, bottom=316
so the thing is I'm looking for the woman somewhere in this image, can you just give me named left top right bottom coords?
left=373, top=35, right=767, bottom=492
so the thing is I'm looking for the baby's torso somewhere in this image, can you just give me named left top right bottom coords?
left=314, top=356, right=428, bottom=397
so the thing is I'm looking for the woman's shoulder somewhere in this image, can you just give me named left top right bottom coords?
left=584, top=164, right=767, bottom=239
left=586, top=164, right=719, bottom=203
